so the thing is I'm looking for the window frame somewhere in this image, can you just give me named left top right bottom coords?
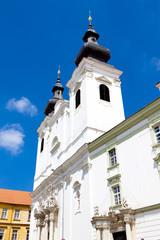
left=99, top=84, right=110, bottom=102
left=154, top=125, right=160, bottom=144
left=12, top=230, right=18, bottom=240
left=112, top=185, right=121, bottom=206
left=26, top=230, right=29, bottom=240
left=40, top=138, right=44, bottom=153
left=14, top=209, right=20, bottom=220
left=28, top=210, right=31, bottom=221
left=75, top=89, right=81, bottom=109
left=1, top=208, right=7, bottom=219
left=109, top=148, right=117, bottom=167
left=0, top=229, right=4, bottom=240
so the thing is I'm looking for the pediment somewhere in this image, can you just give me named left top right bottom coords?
left=96, top=76, right=112, bottom=85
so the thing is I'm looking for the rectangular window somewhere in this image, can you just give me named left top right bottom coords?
left=109, top=148, right=117, bottom=166
left=14, top=210, right=20, bottom=220
left=28, top=210, right=31, bottom=221
left=26, top=230, right=29, bottom=240
left=113, top=185, right=121, bottom=205
left=1, top=208, right=7, bottom=219
left=154, top=125, right=160, bottom=143
left=0, top=229, right=4, bottom=240
left=12, top=230, right=18, bottom=240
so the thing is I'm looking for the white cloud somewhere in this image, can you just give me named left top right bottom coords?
left=0, top=124, right=25, bottom=155
left=151, top=57, right=160, bottom=71
left=6, top=97, right=38, bottom=117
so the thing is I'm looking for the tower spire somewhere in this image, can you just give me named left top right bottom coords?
left=44, top=66, right=64, bottom=116
left=57, top=65, right=60, bottom=78
left=74, top=13, right=111, bottom=66
left=88, top=10, right=92, bottom=25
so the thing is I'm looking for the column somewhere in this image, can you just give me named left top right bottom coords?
left=96, top=226, right=102, bottom=240
left=36, top=219, right=41, bottom=240
left=102, top=225, right=110, bottom=240
left=49, top=212, right=54, bottom=240
left=125, top=218, right=132, bottom=240
left=44, top=214, right=49, bottom=240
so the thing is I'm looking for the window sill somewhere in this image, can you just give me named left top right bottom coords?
left=112, top=204, right=122, bottom=209
left=99, top=99, right=111, bottom=106
left=13, top=219, right=20, bottom=221
left=0, top=218, right=8, bottom=220
left=107, top=163, right=119, bottom=171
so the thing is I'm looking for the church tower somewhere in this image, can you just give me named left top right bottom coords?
left=66, top=16, right=125, bottom=147
left=30, top=15, right=126, bottom=240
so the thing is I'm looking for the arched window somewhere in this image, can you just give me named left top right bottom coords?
left=75, top=89, right=81, bottom=108
left=40, top=138, right=44, bottom=153
left=99, top=84, right=110, bottom=102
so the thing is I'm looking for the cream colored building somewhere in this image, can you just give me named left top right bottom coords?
left=30, top=20, right=160, bottom=240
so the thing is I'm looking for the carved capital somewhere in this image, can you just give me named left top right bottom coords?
left=82, top=162, right=92, bottom=172
left=124, top=217, right=133, bottom=224
left=95, top=224, right=103, bottom=230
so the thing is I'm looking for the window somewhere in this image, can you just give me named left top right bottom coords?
left=99, top=84, right=110, bottom=102
left=26, top=230, right=29, bottom=240
left=14, top=210, right=20, bottom=220
left=40, top=138, right=44, bottom=153
left=113, top=185, right=121, bottom=205
left=154, top=125, right=160, bottom=143
left=75, top=89, right=81, bottom=108
left=28, top=210, right=31, bottom=221
left=1, top=208, right=7, bottom=219
left=12, top=230, right=18, bottom=240
left=109, top=148, right=117, bottom=166
left=0, top=229, right=4, bottom=240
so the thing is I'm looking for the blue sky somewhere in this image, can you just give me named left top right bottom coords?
left=0, top=0, right=160, bottom=192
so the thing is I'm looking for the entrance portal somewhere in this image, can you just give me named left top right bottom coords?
left=113, top=231, right=126, bottom=240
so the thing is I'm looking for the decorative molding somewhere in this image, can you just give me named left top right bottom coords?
left=96, top=76, right=112, bottom=85
left=107, top=174, right=121, bottom=186
left=64, top=175, right=72, bottom=185
left=82, top=162, right=92, bottom=172
left=113, top=78, right=121, bottom=86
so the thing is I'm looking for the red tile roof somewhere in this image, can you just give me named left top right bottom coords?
left=0, top=189, right=32, bottom=206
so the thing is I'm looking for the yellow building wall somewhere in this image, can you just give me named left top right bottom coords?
left=0, top=203, right=30, bottom=240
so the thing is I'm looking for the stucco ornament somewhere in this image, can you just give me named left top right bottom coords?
left=108, top=207, right=118, bottom=223
left=48, top=193, right=58, bottom=211
left=122, top=198, right=129, bottom=209
left=94, top=206, right=99, bottom=216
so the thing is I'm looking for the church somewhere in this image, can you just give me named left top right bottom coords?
left=29, top=16, right=160, bottom=240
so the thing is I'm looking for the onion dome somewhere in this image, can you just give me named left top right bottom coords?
left=74, top=12, right=111, bottom=66
left=44, top=66, right=64, bottom=116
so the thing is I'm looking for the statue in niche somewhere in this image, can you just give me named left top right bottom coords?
left=75, top=190, right=80, bottom=212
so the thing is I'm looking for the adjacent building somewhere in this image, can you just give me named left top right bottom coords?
left=0, top=189, right=32, bottom=240
left=30, top=19, right=160, bottom=240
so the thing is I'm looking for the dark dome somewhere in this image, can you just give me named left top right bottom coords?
left=74, top=23, right=111, bottom=66
left=44, top=76, right=64, bottom=116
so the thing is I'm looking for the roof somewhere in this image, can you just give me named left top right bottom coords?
left=0, top=189, right=32, bottom=206
left=88, top=96, right=160, bottom=152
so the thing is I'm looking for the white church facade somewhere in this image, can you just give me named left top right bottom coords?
left=30, top=19, right=160, bottom=240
